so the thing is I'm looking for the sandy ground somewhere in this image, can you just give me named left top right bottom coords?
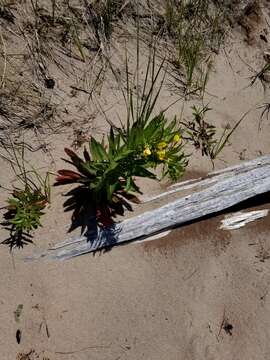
left=1, top=204, right=270, bottom=360
left=1, top=2, right=270, bottom=359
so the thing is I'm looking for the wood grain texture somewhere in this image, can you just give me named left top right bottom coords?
left=36, top=155, right=270, bottom=260
left=220, top=209, right=269, bottom=230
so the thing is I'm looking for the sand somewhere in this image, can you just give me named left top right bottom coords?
left=1, top=206, right=270, bottom=360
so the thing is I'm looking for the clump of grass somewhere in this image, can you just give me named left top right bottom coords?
left=164, top=0, right=224, bottom=96
left=96, top=0, right=122, bottom=41
left=84, top=0, right=125, bottom=48
left=176, top=33, right=213, bottom=96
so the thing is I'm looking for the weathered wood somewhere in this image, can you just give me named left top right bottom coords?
left=35, top=155, right=270, bottom=260
left=220, top=209, right=269, bottom=230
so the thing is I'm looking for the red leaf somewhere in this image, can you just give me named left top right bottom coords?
left=57, top=169, right=82, bottom=180
left=54, top=175, right=78, bottom=186
left=64, top=148, right=83, bottom=165
left=64, top=148, right=78, bottom=158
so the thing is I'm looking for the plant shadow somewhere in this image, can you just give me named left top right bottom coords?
left=63, top=187, right=121, bottom=254
left=0, top=224, right=34, bottom=250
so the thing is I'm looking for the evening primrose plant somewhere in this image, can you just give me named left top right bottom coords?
left=115, top=49, right=188, bottom=182
left=55, top=131, right=156, bottom=229
left=135, top=114, right=188, bottom=181
left=55, top=118, right=187, bottom=229
left=55, top=49, right=188, bottom=229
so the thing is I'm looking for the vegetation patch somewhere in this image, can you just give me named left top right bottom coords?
left=1, top=145, right=50, bottom=248
left=0, top=0, right=257, bottom=248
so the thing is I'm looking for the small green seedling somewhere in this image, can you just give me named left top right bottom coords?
left=1, top=144, right=50, bottom=249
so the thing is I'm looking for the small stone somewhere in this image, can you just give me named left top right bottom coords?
left=44, top=78, right=55, bottom=89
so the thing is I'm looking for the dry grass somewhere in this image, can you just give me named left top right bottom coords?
left=0, top=0, right=255, bottom=151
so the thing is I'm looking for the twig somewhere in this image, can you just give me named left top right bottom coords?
left=55, top=344, right=111, bottom=355
left=70, top=85, right=92, bottom=95
left=217, top=308, right=226, bottom=339
left=0, top=30, right=7, bottom=89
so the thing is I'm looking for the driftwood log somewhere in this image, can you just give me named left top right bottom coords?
left=36, top=155, right=270, bottom=260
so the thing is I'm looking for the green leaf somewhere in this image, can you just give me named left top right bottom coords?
left=81, top=162, right=98, bottom=176
left=133, top=165, right=156, bottom=179
left=144, top=114, right=164, bottom=141
left=63, top=148, right=97, bottom=178
left=108, top=127, right=116, bottom=158
left=90, top=137, right=109, bottom=161
left=103, top=162, right=120, bottom=184
left=7, top=198, right=20, bottom=207
left=124, top=176, right=142, bottom=193
left=114, top=149, right=134, bottom=162
left=107, top=183, right=117, bottom=202
left=165, top=116, right=177, bottom=133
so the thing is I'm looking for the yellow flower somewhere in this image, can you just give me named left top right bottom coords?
left=143, top=146, right=151, bottom=157
left=173, top=133, right=181, bottom=143
left=157, top=150, right=166, bottom=161
left=157, top=141, right=168, bottom=150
